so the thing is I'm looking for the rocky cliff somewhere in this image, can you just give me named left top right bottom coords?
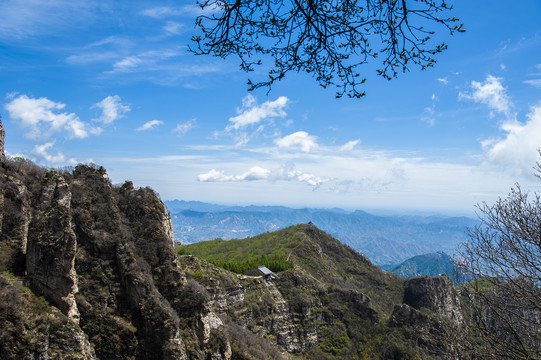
left=0, top=116, right=5, bottom=162
left=0, top=150, right=231, bottom=359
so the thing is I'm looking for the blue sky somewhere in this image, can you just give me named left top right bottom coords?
left=1, top=0, right=541, bottom=214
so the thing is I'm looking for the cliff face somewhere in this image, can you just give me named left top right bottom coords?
left=403, top=275, right=463, bottom=325
left=388, top=275, right=465, bottom=359
left=0, top=156, right=231, bottom=359
left=0, top=117, right=4, bottom=162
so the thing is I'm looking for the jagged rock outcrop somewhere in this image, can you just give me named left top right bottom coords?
left=0, top=171, right=31, bottom=273
left=26, top=171, right=80, bottom=323
left=0, top=116, right=5, bottom=162
left=403, top=275, right=463, bottom=325
left=386, top=275, right=466, bottom=359
left=0, top=158, right=232, bottom=359
left=68, top=165, right=191, bottom=360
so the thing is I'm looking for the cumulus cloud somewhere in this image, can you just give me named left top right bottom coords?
left=136, top=120, right=163, bottom=131
left=198, top=166, right=270, bottom=182
left=5, top=94, right=88, bottom=139
left=459, top=75, right=513, bottom=117
left=274, top=131, right=318, bottom=152
left=482, top=103, right=541, bottom=175
left=227, top=95, right=289, bottom=131
left=197, top=163, right=327, bottom=189
left=173, top=119, right=195, bottom=136
left=340, top=139, right=360, bottom=151
left=461, top=76, right=541, bottom=175
left=92, top=95, right=130, bottom=125
left=30, top=142, right=77, bottom=165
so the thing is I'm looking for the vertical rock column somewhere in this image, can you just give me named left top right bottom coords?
left=26, top=171, right=80, bottom=323
left=0, top=116, right=5, bottom=162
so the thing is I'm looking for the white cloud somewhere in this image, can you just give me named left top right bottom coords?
left=197, top=169, right=234, bottom=182
left=274, top=131, right=318, bottom=152
left=436, top=77, right=448, bottom=84
left=340, top=139, right=360, bottom=151
left=140, top=5, right=214, bottom=18
left=110, top=50, right=180, bottom=74
left=421, top=94, right=439, bottom=127
left=272, top=163, right=327, bottom=188
left=30, top=142, right=77, bottom=165
left=92, top=95, right=130, bottom=125
left=173, top=119, right=196, bottom=136
left=136, top=120, right=163, bottom=131
left=140, top=6, right=184, bottom=18
left=482, top=103, right=541, bottom=175
left=524, top=79, right=541, bottom=89
left=197, top=167, right=270, bottom=182
left=164, top=21, right=183, bottom=35
left=458, top=76, right=541, bottom=175
left=241, top=166, right=272, bottom=180
left=5, top=94, right=88, bottom=139
left=459, top=75, right=513, bottom=117
left=65, top=36, right=133, bottom=66
left=197, top=163, right=327, bottom=189
left=227, top=95, right=289, bottom=131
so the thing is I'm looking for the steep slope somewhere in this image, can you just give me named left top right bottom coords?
left=181, top=224, right=468, bottom=359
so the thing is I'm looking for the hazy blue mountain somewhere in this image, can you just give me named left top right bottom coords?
left=381, top=251, right=459, bottom=283
left=164, top=200, right=478, bottom=266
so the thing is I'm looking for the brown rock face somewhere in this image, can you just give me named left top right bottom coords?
left=0, top=116, right=5, bottom=162
left=403, top=275, right=463, bottom=325
left=0, top=172, right=31, bottom=273
left=1, top=161, right=231, bottom=360
left=68, top=165, right=189, bottom=360
left=26, top=171, right=80, bottom=323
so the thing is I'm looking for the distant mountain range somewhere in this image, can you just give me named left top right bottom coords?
left=382, top=251, right=459, bottom=282
left=165, top=200, right=478, bottom=266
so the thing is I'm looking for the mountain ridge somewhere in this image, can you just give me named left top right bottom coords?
left=165, top=200, right=477, bottom=265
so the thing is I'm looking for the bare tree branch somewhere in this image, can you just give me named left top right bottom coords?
left=190, top=0, right=464, bottom=98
